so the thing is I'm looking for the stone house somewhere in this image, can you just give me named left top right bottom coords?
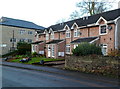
left=32, top=8, right=120, bottom=58
left=0, top=17, right=45, bottom=55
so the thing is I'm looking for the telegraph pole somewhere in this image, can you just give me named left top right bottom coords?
left=12, top=30, right=15, bottom=51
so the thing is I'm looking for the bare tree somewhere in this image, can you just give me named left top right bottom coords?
left=56, top=18, right=67, bottom=24
left=69, top=0, right=114, bottom=20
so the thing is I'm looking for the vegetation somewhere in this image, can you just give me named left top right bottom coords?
left=72, top=42, right=102, bottom=56
left=108, top=49, right=120, bottom=57
left=2, top=50, right=18, bottom=57
left=10, top=56, right=64, bottom=64
left=69, top=0, right=113, bottom=20
left=17, top=42, right=31, bottom=55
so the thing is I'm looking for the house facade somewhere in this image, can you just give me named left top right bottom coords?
left=0, top=17, right=45, bottom=55
left=32, top=9, right=120, bottom=58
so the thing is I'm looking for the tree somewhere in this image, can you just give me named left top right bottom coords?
left=70, top=0, right=114, bottom=20
left=56, top=18, right=67, bottom=24
left=17, top=42, right=31, bottom=55
left=69, top=10, right=81, bottom=20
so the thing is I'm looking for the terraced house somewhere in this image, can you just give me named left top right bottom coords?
left=32, top=8, right=120, bottom=59
left=0, top=17, right=45, bottom=55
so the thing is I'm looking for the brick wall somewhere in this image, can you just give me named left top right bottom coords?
left=65, top=55, right=119, bottom=77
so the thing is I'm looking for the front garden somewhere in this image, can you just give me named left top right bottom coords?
left=65, top=42, right=120, bottom=78
left=7, top=55, right=64, bottom=65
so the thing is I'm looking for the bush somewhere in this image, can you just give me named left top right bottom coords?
left=32, top=52, right=38, bottom=57
left=108, top=49, right=120, bottom=57
left=2, top=50, right=18, bottom=57
left=17, top=42, right=31, bottom=55
left=72, top=42, right=102, bottom=56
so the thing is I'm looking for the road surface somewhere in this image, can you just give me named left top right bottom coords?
left=2, top=66, right=119, bottom=88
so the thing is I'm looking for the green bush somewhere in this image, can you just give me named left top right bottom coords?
left=32, top=52, right=38, bottom=57
left=72, top=42, right=102, bottom=56
left=17, top=42, right=31, bottom=55
left=2, top=50, right=18, bottom=57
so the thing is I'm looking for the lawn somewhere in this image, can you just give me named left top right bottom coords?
left=11, top=57, right=64, bottom=64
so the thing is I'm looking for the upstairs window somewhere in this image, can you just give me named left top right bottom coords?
left=74, top=29, right=79, bottom=37
left=19, top=30, right=26, bottom=34
left=50, top=32, right=54, bottom=39
left=66, top=30, right=70, bottom=38
left=46, top=33, right=49, bottom=40
left=28, top=31, right=33, bottom=35
left=100, top=25, right=107, bottom=35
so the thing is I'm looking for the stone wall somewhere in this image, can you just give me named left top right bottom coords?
left=65, top=55, right=120, bottom=77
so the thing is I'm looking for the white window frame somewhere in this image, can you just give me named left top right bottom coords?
left=19, top=30, right=26, bottom=34
left=66, top=30, right=71, bottom=38
left=50, top=31, right=54, bottom=39
left=74, top=29, right=79, bottom=37
left=99, top=24, right=108, bottom=35
left=46, top=33, right=49, bottom=40
left=66, top=44, right=70, bottom=54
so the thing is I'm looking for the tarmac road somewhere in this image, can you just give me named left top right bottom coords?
left=2, top=66, right=119, bottom=88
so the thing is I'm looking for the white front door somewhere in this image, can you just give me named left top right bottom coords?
left=48, top=45, right=51, bottom=57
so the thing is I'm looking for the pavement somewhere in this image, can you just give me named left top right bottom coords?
left=1, top=61, right=120, bottom=86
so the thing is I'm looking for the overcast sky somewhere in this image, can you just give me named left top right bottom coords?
left=0, top=0, right=119, bottom=27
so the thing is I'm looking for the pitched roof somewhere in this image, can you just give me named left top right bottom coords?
left=0, top=17, right=45, bottom=30
left=31, top=41, right=44, bottom=44
left=71, top=37, right=98, bottom=44
left=47, top=8, right=120, bottom=31
left=46, top=39, right=64, bottom=44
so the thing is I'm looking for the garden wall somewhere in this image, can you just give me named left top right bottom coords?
left=65, top=55, right=120, bottom=78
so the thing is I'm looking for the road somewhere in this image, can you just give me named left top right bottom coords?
left=2, top=66, right=119, bottom=88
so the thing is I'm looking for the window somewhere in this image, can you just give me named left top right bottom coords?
left=10, top=38, right=16, bottom=42
left=58, top=52, right=64, bottom=57
left=0, top=44, right=7, bottom=47
left=28, top=39, right=32, bottom=43
left=100, top=25, right=107, bottom=35
left=74, top=44, right=78, bottom=49
left=51, top=45, right=55, bottom=57
left=66, top=45, right=70, bottom=53
left=19, top=30, right=26, bottom=34
left=101, top=44, right=107, bottom=55
left=19, top=39, right=25, bottom=42
left=39, top=51, right=44, bottom=54
left=36, top=34, right=39, bottom=41
left=66, top=30, right=70, bottom=38
left=46, top=33, right=49, bottom=40
left=28, top=31, right=33, bottom=35
left=74, top=29, right=79, bottom=37
left=50, top=32, right=54, bottom=39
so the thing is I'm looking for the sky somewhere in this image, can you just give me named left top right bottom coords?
left=0, top=0, right=119, bottom=27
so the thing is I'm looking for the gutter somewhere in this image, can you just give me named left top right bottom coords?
left=114, top=16, right=120, bottom=49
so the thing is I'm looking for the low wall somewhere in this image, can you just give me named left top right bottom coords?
left=65, top=55, right=120, bottom=78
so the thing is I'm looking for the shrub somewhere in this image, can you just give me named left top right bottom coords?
left=2, top=50, right=18, bottom=57
left=17, top=42, right=31, bottom=55
left=32, top=52, right=38, bottom=57
left=108, top=49, right=120, bottom=57
left=72, top=42, right=102, bottom=56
